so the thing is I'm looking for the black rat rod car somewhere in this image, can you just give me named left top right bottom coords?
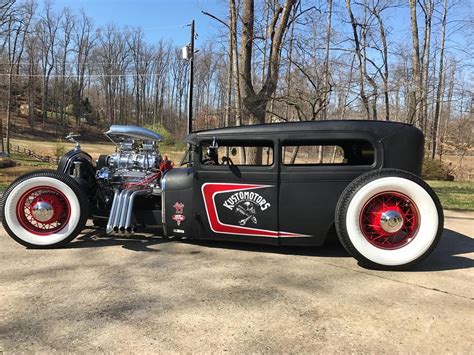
left=0, top=120, right=443, bottom=269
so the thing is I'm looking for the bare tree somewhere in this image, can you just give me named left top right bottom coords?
left=408, top=0, right=423, bottom=125
left=239, top=0, right=297, bottom=124
left=230, top=0, right=242, bottom=128
left=37, top=1, right=59, bottom=126
left=58, top=7, right=74, bottom=128
left=96, top=24, right=129, bottom=124
left=23, top=0, right=38, bottom=130
left=5, top=1, right=32, bottom=152
left=152, top=40, right=171, bottom=127
left=431, top=0, right=448, bottom=159
left=419, top=0, right=434, bottom=132
left=239, top=0, right=297, bottom=163
left=346, top=0, right=370, bottom=119
left=72, top=10, right=95, bottom=124
left=321, top=0, right=332, bottom=120
left=368, top=0, right=391, bottom=121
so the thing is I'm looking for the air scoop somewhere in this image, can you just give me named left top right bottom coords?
left=105, top=125, right=163, bottom=145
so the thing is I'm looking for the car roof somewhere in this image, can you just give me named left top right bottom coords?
left=184, top=119, right=419, bottom=143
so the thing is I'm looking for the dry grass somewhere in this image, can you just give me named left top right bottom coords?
left=0, top=138, right=185, bottom=188
left=10, top=138, right=114, bottom=160
left=9, top=138, right=184, bottom=161
left=442, top=154, right=474, bottom=181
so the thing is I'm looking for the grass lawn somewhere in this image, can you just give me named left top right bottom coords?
left=427, top=180, right=474, bottom=212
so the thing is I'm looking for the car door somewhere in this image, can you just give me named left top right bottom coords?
left=278, top=132, right=382, bottom=246
left=193, top=137, right=280, bottom=245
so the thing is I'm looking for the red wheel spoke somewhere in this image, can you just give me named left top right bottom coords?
left=359, top=192, right=419, bottom=250
left=16, top=186, right=71, bottom=236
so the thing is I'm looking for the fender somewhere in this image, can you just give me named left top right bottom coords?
left=57, top=148, right=97, bottom=197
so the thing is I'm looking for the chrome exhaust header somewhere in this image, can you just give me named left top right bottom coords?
left=106, top=187, right=150, bottom=235
left=106, top=188, right=120, bottom=234
left=125, top=189, right=151, bottom=231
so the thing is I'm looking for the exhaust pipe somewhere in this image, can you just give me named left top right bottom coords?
left=106, top=187, right=135, bottom=234
left=106, top=188, right=120, bottom=234
left=113, top=188, right=138, bottom=232
left=105, top=187, right=149, bottom=235
left=124, top=188, right=151, bottom=232
left=118, top=187, right=139, bottom=231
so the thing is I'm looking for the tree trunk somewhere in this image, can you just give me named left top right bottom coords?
left=421, top=0, right=434, bottom=133
left=373, top=7, right=389, bottom=121
left=239, top=0, right=297, bottom=164
left=6, top=71, right=13, bottom=154
left=408, top=0, right=423, bottom=125
left=431, top=0, right=447, bottom=159
left=321, top=0, right=332, bottom=120
left=346, top=0, right=370, bottom=119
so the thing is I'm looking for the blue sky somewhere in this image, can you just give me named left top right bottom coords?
left=53, top=0, right=227, bottom=45
left=51, top=0, right=472, bottom=72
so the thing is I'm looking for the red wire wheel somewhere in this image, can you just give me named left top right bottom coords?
left=16, top=186, right=71, bottom=235
left=359, top=192, right=420, bottom=250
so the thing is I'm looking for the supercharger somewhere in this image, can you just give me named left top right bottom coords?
left=108, top=143, right=161, bottom=172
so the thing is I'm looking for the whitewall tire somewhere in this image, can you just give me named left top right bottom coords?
left=335, top=169, right=443, bottom=269
left=1, top=170, right=88, bottom=248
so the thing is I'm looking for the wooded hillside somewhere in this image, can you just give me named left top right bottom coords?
left=0, top=0, right=472, bottom=164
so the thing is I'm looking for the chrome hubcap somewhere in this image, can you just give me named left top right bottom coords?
left=31, top=201, right=54, bottom=222
left=380, top=210, right=404, bottom=233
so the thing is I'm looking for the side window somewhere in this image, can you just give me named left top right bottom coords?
left=282, top=140, right=374, bottom=166
left=201, top=141, right=274, bottom=166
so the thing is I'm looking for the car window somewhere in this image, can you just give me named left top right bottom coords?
left=282, top=140, right=374, bottom=166
left=283, top=145, right=344, bottom=165
left=201, top=141, right=274, bottom=166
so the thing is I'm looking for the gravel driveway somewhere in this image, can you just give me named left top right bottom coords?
left=0, top=210, right=473, bottom=353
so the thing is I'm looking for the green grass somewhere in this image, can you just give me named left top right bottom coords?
left=427, top=180, right=474, bottom=212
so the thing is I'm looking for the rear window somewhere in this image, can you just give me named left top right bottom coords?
left=282, top=140, right=374, bottom=166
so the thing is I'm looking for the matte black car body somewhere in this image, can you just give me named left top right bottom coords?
left=162, top=120, right=424, bottom=246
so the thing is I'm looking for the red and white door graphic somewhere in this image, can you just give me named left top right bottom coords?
left=201, top=183, right=308, bottom=238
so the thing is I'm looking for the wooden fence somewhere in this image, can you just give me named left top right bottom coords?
left=9, top=144, right=60, bottom=164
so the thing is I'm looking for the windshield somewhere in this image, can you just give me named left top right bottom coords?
left=179, top=144, right=195, bottom=167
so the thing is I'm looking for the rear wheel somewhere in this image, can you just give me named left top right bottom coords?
left=335, top=169, right=443, bottom=269
left=1, top=170, right=89, bottom=248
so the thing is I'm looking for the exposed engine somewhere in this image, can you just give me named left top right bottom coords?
left=94, top=125, right=172, bottom=234
left=98, top=141, right=164, bottom=187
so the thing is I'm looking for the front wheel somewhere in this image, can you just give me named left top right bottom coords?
left=335, top=169, right=443, bottom=270
left=1, top=170, right=89, bottom=248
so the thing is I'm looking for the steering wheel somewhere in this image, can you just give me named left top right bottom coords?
left=222, top=156, right=234, bottom=165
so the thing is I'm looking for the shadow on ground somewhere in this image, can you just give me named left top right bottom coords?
left=67, top=228, right=349, bottom=257
left=66, top=228, right=473, bottom=271
left=414, top=228, right=474, bottom=272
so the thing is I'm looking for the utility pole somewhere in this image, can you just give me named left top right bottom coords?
left=187, top=20, right=195, bottom=135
